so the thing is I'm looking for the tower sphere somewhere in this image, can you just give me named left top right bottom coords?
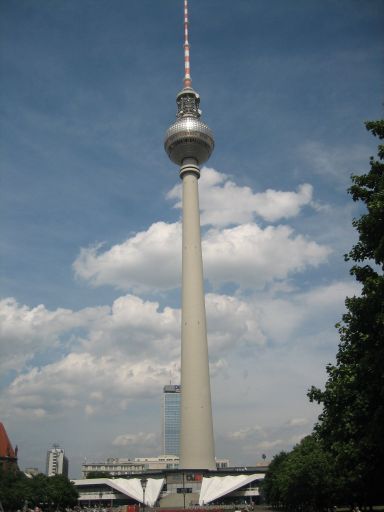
left=164, top=87, right=214, bottom=167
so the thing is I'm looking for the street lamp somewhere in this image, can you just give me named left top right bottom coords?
left=182, top=472, right=186, bottom=509
left=140, top=477, right=148, bottom=512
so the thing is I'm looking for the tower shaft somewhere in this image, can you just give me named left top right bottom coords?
left=179, top=160, right=215, bottom=470
left=164, top=0, right=216, bottom=471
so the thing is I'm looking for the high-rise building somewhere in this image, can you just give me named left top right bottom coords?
left=164, top=0, right=216, bottom=470
left=46, top=444, right=68, bottom=477
left=162, top=384, right=181, bottom=456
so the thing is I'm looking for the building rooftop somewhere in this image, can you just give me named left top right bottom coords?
left=0, top=422, right=16, bottom=459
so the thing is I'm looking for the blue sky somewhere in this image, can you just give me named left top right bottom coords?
left=1, top=0, right=383, bottom=478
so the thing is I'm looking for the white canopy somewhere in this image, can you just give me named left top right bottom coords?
left=199, top=473, right=265, bottom=505
left=74, top=477, right=164, bottom=507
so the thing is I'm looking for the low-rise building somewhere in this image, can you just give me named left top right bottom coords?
left=82, top=456, right=229, bottom=478
left=73, top=468, right=266, bottom=508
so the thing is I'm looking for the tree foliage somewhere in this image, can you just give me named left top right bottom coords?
left=262, top=451, right=289, bottom=508
left=86, top=470, right=112, bottom=478
left=308, top=120, right=384, bottom=506
left=0, top=469, right=78, bottom=511
left=263, top=436, right=335, bottom=511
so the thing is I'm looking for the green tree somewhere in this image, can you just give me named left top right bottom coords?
left=86, top=470, right=112, bottom=478
left=308, top=120, right=384, bottom=507
left=0, top=470, right=78, bottom=511
left=0, top=468, right=32, bottom=511
left=262, top=450, right=288, bottom=509
left=263, top=436, right=335, bottom=511
left=29, top=473, right=50, bottom=508
left=46, top=474, right=79, bottom=509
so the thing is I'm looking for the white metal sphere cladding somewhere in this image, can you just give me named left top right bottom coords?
left=164, top=117, right=215, bottom=166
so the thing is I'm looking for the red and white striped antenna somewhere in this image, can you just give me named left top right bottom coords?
left=183, top=0, right=192, bottom=88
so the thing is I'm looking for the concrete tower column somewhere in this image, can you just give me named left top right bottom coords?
left=179, top=159, right=215, bottom=470
left=164, top=0, right=216, bottom=472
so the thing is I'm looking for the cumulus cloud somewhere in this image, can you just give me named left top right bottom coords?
left=73, top=222, right=181, bottom=292
left=83, top=294, right=181, bottom=360
left=73, top=169, right=330, bottom=292
left=203, top=223, right=330, bottom=289
left=0, top=276, right=354, bottom=468
left=167, top=167, right=314, bottom=226
left=0, top=292, right=267, bottom=420
left=206, top=293, right=265, bottom=354
left=0, top=298, right=106, bottom=378
left=73, top=222, right=330, bottom=292
left=2, top=352, right=175, bottom=419
left=1, top=275, right=354, bottom=424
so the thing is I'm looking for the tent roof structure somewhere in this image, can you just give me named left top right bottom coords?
left=74, top=477, right=164, bottom=507
left=199, top=473, right=265, bottom=505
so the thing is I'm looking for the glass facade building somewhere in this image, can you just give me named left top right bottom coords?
left=162, top=384, right=181, bottom=456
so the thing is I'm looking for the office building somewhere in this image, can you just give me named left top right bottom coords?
left=162, top=384, right=181, bottom=456
left=81, top=455, right=229, bottom=478
left=46, top=444, right=68, bottom=477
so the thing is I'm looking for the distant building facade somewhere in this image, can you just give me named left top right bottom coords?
left=162, top=384, right=181, bottom=456
left=81, top=456, right=229, bottom=478
left=73, top=468, right=265, bottom=508
left=46, top=444, right=68, bottom=477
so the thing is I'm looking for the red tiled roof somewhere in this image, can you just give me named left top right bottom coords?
left=0, top=422, right=16, bottom=458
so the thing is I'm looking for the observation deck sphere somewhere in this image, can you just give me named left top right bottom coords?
left=164, top=116, right=214, bottom=166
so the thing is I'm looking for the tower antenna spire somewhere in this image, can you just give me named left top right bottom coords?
left=183, top=0, right=192, bottom=88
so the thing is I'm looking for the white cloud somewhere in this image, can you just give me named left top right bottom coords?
left=203, top=223, right=331, bottom=289
left=0, top=292, right=266, bottom=420
left=206, top=293, right=265, bottom=354
left=113, top=432, right=157, bottom=447
left=167, top=167, right=314, bottom=225
left=1, top=276, right=355, bottom=424
left=73, top=222, right=181, bottom=292
left=3, top=352, right=175, bottom=419
left=0, top=297, right=106, bottom=378
left=0, top=274, right=356, bottom=472
left=83, top=294, right=181, bottom=361
left=73, top=222, right=330, bottom=292
left=73, top=170, right=331, bottom=293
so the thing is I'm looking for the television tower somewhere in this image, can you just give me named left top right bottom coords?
left=164, top=0, right=216, bottom=470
